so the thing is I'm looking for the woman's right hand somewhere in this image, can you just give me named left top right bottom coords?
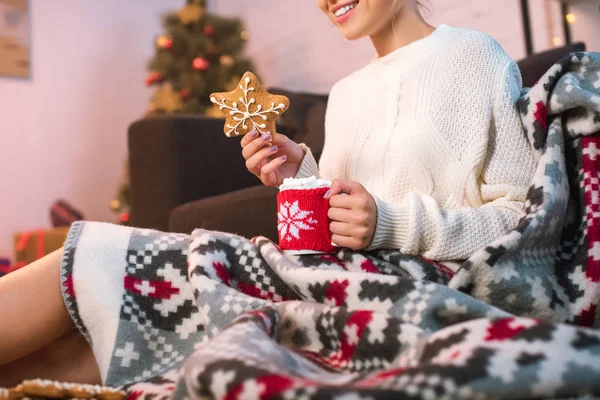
left=241, top=129, right=305, bottom=187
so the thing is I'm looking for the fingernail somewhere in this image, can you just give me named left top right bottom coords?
left=323, top=189, right=331, bottom=199
left=249, top=129, right=258, bottom=137
left=269, top=145, right=278, bottom=152
left=261, top=132, right=272, bottom=141
left=281, top=155, right=287, bottom=161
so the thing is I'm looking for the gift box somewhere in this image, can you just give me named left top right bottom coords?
left=50, top=199, right=84, bottom=227
left=0, top=257, right=12, bottom=277
left=13, top=227, right=70, bottom=267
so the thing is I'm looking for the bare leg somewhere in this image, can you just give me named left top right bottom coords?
left=0, top=248, right=75, bottom=365
left=0, top=330, right=101, bottom=387
left=0, top=247, right=102, bottom=387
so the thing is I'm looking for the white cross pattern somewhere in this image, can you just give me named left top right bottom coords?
left=115, top=342, right=140, bottom=368
left=583, top=142, right=600, bottom=161
left=589, top=242, right=600, bottom=261
left=134, top=280, right=156, bottom=296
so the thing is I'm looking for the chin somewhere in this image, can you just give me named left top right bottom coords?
left=336, top=20, right=371, bottom=41
left=338, top=27, right=367, bottom=41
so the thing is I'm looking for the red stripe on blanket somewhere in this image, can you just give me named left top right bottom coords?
left=356, top=367, right=408, bottom=387
left=337, top=310, right=374, bottom=365
left=320, top=255, right=347, bottom=270
left=226, top=375, right=295, bottom=400
left=580, top=136, right=600, bottom=326
left=127, top=390, right=143, bottom=400
left=579, top=304, right=597, bottom=327
left=534, top=101, right=548, bottom=130
left=212, top=261, right=232, bottom=286
left=360, top=259, right=380, bottom=273
left=422, top=257, right=455, bottom=278
left=583, top=136, right=600, bottom=283
left=325, top=279, right=349, bottom=306
left=124, top=276, right=180, bottom=299
left=298, top=311, right=375, bottom=370
left=62, top=274, right=75, bottom=297
left=238, top=282, right=293, bottom=302
left=484, top=317, right=527, bottom=341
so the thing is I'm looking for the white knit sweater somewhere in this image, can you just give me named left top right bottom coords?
left=295, top=24, right=536, bottom=261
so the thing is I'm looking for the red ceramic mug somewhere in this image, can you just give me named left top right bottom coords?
left=277, top=185, right=337, bottom=254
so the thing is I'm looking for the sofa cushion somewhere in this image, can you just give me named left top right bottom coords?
left=517, top=42, right=586, bottom=88
left=169, top=185, right=279, bottom=241
left=269, top=88, right=328, bottom=160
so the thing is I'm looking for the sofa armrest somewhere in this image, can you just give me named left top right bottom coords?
left=169, top=185, right=279, bottom=241
left=128, top=115, right=261, bottom=231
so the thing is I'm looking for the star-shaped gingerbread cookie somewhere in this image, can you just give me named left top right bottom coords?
left=210, top=72, right=290, bottom=137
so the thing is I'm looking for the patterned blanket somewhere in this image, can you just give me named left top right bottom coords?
left=59, top=53, right=600, bottom=399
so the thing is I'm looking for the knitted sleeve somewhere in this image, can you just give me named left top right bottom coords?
left=368, top=60, right=535, bottom=260
left=294, top=144, right=320, bottom=179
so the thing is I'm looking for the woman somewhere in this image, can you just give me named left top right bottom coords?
left=0, top=0, right=534, bottom=387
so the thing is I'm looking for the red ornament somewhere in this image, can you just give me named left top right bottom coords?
left=120, top=212, right=130, bottom=224
left=181, top=88, right=191, bottom=99
left=145, top=71, right=163, bottom=86
left=156, top=35, right=173, bottom=50
left=193, top=57, right=210, bottom=71
left=204, top=26, right=214, bottom=35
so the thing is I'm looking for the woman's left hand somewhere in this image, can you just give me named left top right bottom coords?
left=325, top=179, right=377, bottom=251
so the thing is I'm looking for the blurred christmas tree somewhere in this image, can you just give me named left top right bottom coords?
left=146, top=0, right=256, bottom=116
left=111, top=0, right=257, bottom=223
left=110, top=160, right=131, bottom=225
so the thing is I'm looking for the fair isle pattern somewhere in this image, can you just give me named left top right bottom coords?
left=103, top=230, right=204, bottom=386
left=449, top=52, right=600, bottom=327
left=582, top=135, right=600, bottom=324
left=59, top=53, right=600, bottom=399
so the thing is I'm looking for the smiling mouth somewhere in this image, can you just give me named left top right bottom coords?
left=333, top=1, right=358, bottom=18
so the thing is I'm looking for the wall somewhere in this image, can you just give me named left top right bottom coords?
left=568, top=0, right=600, bottom=52
left=209, top=0, right=527, bottom=93
left=529, top=0, right=600, bottom=53
left=0, top=1, right=174, bottom=259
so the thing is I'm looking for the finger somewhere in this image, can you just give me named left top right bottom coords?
left=328, top=207, right=356, bottom=223
left=331, top=234, right=359, bottom=250
left=330, top=221, right=370, bottom=239
left=325, top=179, right=364, bottom=199
left=330, top=221, right=354, bottom=236
left=240, top=128, right=260, bottom=148
left=260, top=154, right=287, bottom=178
left=325, top=179, right=349, bottom=199
left=241, top=131, right=274, bottom=160
left=270, top=133, right=291, bottom=146
left=328, top=194, right=358, bottom=210
left=245, top=144, right=279, bottom=173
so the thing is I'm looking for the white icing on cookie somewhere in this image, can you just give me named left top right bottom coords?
left=210, top=76, right=286, bottom=137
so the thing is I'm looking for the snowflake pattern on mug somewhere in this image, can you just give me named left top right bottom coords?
left=277, top=200, right=318, bottom=241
